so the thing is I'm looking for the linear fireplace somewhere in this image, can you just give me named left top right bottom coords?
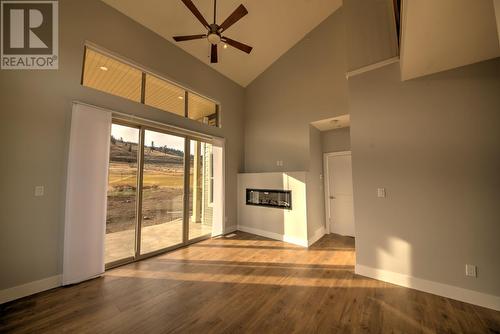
left=246, top=189, right=292, bottom=210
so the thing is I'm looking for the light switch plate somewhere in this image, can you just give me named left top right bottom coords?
left=34, top=186, right=44, bottom=197
left=465, top=264, right=477, bottom=277
left=377, top=188, right=386, bottom=198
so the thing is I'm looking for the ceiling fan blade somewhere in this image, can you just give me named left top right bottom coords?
left=222, top=37, right=252, bottom=54
left=219, top=4, right=248, bottom=32
left=173, top=34, right=206, bottom=42
left=181, top=0, right=210, bottom=29
left=211, top=44, right=218, bottom=63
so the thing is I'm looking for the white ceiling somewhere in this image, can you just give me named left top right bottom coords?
left=311, top=114, right=350, bottom=131
left=400, top=0, right=500, bottom=81
left=102, top=0, right=342, bottom=87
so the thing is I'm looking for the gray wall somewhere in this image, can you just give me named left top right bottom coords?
left=344, top=0, right=398, bottom=71
left=322, top=127, right=351, bottom=153
left=0, top=0, right=244, bottom=290
left=244, top=9, right=349, bottom=172
left=349, top=59, right=500, bottom=296
left=495, top=0, right=500, bottom=45
left=306, top=126, right=326, bottom=238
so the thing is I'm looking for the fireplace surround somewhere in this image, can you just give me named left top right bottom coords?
left=246, top=188, right=292, bottom=209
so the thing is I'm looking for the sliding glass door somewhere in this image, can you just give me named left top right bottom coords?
left=188, top=140, right=214, bottom=240
left=140, top=130, right=185, bottom=255
left=105, top=124, right=140, bottom=264
left=104, top=122, right=222, bottom=267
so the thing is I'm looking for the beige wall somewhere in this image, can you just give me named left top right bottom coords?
left=244, top=9, right=349, bottom=172
left=495, top=0, right=500, bottom=45
left=349, top=59, right=500, bottom=296
left=344, top=0, right=398, bottom=71
left=322, top=127, right=351, bottom=153
left=400, top=0, right=499, bottom=81
left=306, top=126, right=325, bottom=239
left=0, top=0, right=244, bottom=290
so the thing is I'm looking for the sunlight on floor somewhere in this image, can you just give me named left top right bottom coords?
left=106, top=231, right=365, bottom=288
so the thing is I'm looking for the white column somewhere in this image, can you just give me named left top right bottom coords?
left=63, top=103, right=111, bottom=285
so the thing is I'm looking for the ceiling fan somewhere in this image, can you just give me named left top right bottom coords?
left=173, top=0, right=253, bottom=64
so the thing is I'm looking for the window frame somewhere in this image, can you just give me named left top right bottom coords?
left=208, top=151, right=214, bottom=206
left=81, top=43, right=221, bottom=128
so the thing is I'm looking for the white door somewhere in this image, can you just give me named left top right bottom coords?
left=326, top=152, right=355, bottom=236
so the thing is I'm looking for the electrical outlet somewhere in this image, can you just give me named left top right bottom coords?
left=377, top=187, right=386, bottom=198
left=276, top=160, right=283, bottom=167
left=34, top=186, right=44, bottom=197
left=465, top=264, right=477, bottom=277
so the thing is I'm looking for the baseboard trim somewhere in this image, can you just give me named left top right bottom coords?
left=223, top=225, right=238, bottom=234
left=356, top=264, right=500, bottom=311
left=308, top=226, right=325, bottom=247
left=237, top=225, right=308, bottom=247
left=0, top=275, right=62, bottom=305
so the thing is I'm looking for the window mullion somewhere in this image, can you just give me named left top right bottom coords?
left=140, top=72, right=146, bottom=104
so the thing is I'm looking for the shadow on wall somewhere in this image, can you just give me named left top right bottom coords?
left=376, top=236, right=412, bottom=284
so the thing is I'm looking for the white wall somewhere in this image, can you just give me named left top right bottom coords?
left=237, top=172, right=308, bottom=246
left=349, top=59, right=500, bottom=298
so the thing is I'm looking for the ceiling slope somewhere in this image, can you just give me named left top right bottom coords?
left=400, top=0, right=500, bottom=81
left=102, top=0, right=342, bottom=87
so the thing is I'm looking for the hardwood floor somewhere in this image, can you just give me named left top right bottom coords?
left=1, top=232, right=499, bottom=333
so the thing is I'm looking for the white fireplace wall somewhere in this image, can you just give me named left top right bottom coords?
left=237, top=172, right=309, bottom=246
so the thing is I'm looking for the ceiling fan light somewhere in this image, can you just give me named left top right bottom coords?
left=207, top=33, right=221, bottom=44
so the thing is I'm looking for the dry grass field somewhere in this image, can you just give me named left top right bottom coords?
left=106, top=140, right=187, bottom=233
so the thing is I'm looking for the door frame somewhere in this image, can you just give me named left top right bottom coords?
left=323, top=151, right=352, bottom=234
left=211, top=137, right=226, bottom=236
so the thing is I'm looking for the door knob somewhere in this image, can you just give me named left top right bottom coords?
left=329, top=196, right=335, bottom=199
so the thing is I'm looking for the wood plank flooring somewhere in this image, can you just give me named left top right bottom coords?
left=1, top=232, right=499, bottom=333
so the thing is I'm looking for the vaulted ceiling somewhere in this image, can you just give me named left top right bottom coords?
left=400, top=0, right=500, bottom=81
left=101, top=0, right=343, bottom=87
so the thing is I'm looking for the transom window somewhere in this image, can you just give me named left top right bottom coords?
left=82, top=46, right=220, bottom=127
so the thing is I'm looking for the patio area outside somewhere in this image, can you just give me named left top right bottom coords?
left=105, top=219, right=212, bottom=264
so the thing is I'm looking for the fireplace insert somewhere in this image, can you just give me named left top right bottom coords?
left=246, top=189, right=292, bottom=210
